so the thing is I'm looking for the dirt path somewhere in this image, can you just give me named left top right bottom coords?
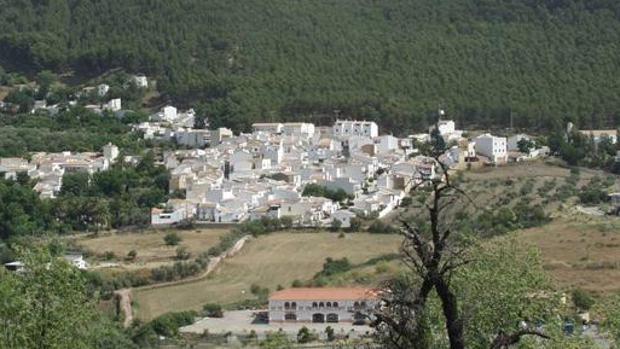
left=115, top=288, right=133, bottom=327
left=115, top=235, right=252, bottom=327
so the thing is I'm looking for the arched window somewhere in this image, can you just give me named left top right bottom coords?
left=284, top=302, right=290, bottom=309
left=312, top=313, right=325, bottom=323
left=361, top=301, right=367, bottom=308
left=354, top=301, right=360, bottom=308
left=312, top=302, right=318, bottom=308
left=285, top=313, right=297, bottom=321
left=291, top=302, right=297, bottom=309
left=333, top=302, right=339, bottom=308
left=326, top=313, right=339, bottom=323
left=319, top=302, right=324, bottom=308
left=326, top=302, right=331, bottom=308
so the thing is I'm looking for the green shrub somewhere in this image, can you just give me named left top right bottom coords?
left=202, top=303, right=224, bottom=318
left=164, top=232, right=181, bottom=246
left=368, top=220, right=398, bottom=234
left=175, top=246, right=191, bottom=260
left=571, top=288, right=595, bottom=311
left=126, top=249, right=137, bottom=261
left=315, top=257, right=351, bottom=278
left=297, top=326, right=318, bottom=343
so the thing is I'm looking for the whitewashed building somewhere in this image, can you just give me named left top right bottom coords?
left=133, top=75, right=148, bottom=88
left=97, top=84, right=110, bottom=97
left=269, top=288, right=379, bottom=324
left=104, top=98, right=122, bottom=112
left=474, top=134, right=507, bottom=163
left=333, top=120, right=379, bottom=138
left=252, top=123, right=283, bottom=134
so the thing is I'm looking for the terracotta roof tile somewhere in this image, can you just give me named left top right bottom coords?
left=269, top=287, right=379, bottom=301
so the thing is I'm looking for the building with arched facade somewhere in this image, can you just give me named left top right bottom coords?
left=268, top=288, right=379, bottom=324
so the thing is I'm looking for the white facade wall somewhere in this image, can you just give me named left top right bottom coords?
left=269, top=299, right=378, bottom=323
left=376, top=135, right=399, bottom=153
left=97, top=84, right=109, bottom=97
left=134, top=75, right=148, bottom=88
left=282, top=123, right=315, bottom=138
left=151, top=207, right=187, bottom=225
left=252, top=123, right=283, bottom=134
left=102, top=143, right=119, bottom=162
left=104, top=98, right=122, bottom=111
left=175, top=130, right=209, bottom=147
left=263, top=145, right=284, bottom=165
left=475, top=134, right=507, bottom=163
left=437, top=120, right=455, bottom=135
left=333, top=120, right=379, bottom=138
left=163, top=106, right=178, bottom=121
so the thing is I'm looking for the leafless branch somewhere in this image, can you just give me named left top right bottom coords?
left=490, top=329, right=551, bottom=349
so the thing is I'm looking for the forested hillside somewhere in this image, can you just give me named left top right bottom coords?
left=1, top=0, right=620, bottom=133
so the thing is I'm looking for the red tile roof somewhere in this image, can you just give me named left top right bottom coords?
left=269, top=287, right=379, bottom=301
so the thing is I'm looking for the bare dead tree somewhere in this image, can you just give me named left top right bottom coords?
left=372, top=149, right=470, bottom=349
left=373, top=136, right=551, bottom=349
left=490, top=329, right=550, bottom=349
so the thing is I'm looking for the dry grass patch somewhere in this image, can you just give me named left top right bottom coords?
left=74, top=228, right=229, bottom=267
left=133, top=232, right=402, bottom=321
left=519, top=216, right=620, bottom=295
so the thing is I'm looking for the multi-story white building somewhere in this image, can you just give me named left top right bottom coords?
left=252, top=123, right=284, bottom=134
left=475, top=134, right=507, bottom=163
left=333, top=120, right=379, bottom=138
left=269, top=288, right=379, bottom=324
left=431, top=120, right=455, bottom=135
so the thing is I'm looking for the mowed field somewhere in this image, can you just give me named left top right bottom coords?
left=133, top=232, right=403, bottom=321
left=519, top=216, right=620, bottom=294
left=74, top=228, right=229, bottom=269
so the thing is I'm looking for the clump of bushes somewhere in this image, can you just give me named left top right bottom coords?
left=368, top=220, right=399, bottom=234
left=132, top=310, right=197, bottom=346
left=297, top=326, right=318, bottom=343
left=571, top=288, right=595, bottom=311
left=164, top=232, right=182, bottom=246
left=315, top=257, right=351, bottom=278
left=302, top=183, right=353, bottom=202
left=578, top=177, right=610, bottom=205
left=202, top=303, right=223, bottom=318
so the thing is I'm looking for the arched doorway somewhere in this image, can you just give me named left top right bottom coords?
left=353, top=312, right=366, bottom=325
left=326, top=313, right=339, bottom=323
left=312, top=313, right=325, bottom=323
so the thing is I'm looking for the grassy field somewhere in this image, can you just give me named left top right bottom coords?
left=74, top=228, right=229, bottom=270
left=132, top=232, right=403, bottom=321
left=519, top=216, right=620, bottom=295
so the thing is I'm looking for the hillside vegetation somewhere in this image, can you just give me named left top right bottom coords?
left=1, top=0, right=620, bottom=132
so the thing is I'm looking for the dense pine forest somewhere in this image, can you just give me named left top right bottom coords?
left=1, top=0, right=620, bottom=133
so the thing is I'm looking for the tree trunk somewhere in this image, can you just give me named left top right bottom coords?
left=435, top=277, right=465, bottom=349
left=411, top=277, right=435, bottom=349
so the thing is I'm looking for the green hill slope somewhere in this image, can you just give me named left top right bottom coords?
left=1, top=0, right=620, bottom=133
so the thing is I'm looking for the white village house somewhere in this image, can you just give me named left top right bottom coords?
left=474, top=133, right=507, bottom=164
